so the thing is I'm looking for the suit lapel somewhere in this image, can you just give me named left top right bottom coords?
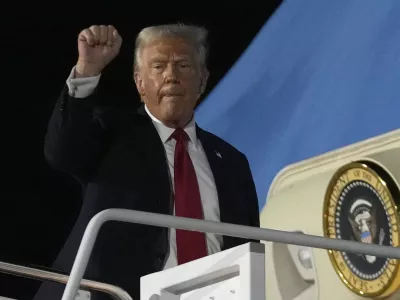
left=196, top=127, right=233, bottom=248
left=135, top=105, right=172, bottom=214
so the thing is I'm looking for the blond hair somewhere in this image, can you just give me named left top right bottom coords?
left=133, top=23, right=209, bottom=72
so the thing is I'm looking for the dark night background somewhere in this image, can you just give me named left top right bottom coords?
left=1, top=3, right=282, bottom=298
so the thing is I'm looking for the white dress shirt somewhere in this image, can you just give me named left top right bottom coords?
left=66, top=67, right=223, bottom=269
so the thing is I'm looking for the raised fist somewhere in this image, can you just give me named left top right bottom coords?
left=76, top=25, right=122, bottom=76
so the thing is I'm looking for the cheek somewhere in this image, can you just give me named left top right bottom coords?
left=144, top=79, right=162, bottom=95
left=187, top=80, right=201, bottom=95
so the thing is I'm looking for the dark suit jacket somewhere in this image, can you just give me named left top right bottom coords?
left=35, top=83, right=260, bottom=300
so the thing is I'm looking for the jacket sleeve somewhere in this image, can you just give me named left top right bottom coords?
left=44, top=82, right=113, bottom=184
left=241, top=154, right=260, bottom=229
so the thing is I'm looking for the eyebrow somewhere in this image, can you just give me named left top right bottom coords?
left=150, top=55, right=192, bottom=62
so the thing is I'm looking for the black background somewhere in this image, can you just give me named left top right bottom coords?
left=1, top=3, right=282, bottom=298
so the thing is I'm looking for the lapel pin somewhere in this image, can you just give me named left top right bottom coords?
left=215, top=151, right=222, bottom=158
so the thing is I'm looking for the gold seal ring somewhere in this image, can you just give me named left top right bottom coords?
left=323, top=161, right=400, bottom=298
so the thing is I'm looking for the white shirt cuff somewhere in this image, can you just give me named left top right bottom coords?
left=66, top=66, right=101, bottom=98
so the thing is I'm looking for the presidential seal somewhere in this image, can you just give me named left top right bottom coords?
left=323, top=161, right=400, bottom=298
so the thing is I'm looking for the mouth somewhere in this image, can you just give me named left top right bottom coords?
left=162, top=87, right=184, bottom=97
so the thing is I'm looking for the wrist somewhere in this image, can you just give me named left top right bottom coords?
left=75, top=60, right=102, bottom=78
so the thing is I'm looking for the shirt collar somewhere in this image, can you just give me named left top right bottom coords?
left=144, top=104, right=198, bottom=149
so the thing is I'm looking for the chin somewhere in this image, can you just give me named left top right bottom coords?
left=162, top=112, right=183, bottom=125
left=161, top=109, right=187, bottom=127
left=161, top=101, right=182, bottom=115
left=158, top=98, right=193, bottom=125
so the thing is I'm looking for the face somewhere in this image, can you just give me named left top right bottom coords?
left=134, top=37, right=207, bottom=128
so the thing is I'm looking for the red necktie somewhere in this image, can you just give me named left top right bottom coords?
left=172, top=128, right=207, bottom=265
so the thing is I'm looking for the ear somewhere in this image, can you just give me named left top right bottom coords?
left=134, top=72, right=145, bottom=96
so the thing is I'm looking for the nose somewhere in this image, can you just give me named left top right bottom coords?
left=164, top=64, right=180, bottom=84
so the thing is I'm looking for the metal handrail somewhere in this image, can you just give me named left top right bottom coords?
left=0, top=261, right=132, bottom=300
left=61, top=208, right=400, bottom=300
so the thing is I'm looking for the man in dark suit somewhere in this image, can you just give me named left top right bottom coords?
left=36, top=23, right=259, bottom=300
